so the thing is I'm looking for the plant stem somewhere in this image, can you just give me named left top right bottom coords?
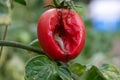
left=0, top=25, right=8, bottom=60
left=0, top=40, right=45, bottom=54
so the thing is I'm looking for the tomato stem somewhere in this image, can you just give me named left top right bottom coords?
left=46, top=0, right=76, bottom=9
left=0, top=40, right=45, bottom=54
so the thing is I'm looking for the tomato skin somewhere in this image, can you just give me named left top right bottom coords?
left=37, top=8, right=85, bottom=62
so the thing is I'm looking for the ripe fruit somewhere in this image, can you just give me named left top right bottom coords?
left=37, top=8, right=85, bottom=62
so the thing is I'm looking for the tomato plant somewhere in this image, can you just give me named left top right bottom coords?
left=37, top=3, right=85, bottom=62
left=0, top=0, right=120, bottom=80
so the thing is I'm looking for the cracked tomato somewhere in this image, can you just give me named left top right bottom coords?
left=37, top=9, right=85, bottom=62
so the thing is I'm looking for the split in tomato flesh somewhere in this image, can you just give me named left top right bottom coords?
left=37, top=9, right=85, bottom=62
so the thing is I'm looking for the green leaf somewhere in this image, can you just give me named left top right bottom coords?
left=57, top=66, right=73, bottom=80
left=100, top=64, right=120, bottom=80
left=85, top=66, right=107, bottom=80
left=25, top=55, right=60, bottom=80
left=25, top=55, right=72, bottom=80
left=69, top=63, right=86, bottom=76
left=14, top=0, right=26, bottom=5
left=53, top=0, right=60, bottom=7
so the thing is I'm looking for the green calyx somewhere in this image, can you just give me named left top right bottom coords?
left=46, top=0, right=75, bottom=9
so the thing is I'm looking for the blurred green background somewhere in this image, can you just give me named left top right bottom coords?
left=0, top=0, right=120, bottom=80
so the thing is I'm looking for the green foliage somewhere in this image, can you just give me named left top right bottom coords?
left=100, top=64, right=120, bottom=80
left=69, top=63, right=86, bottom=76
left=14, top=0, right=26, bottom=5
left=85, top=66, right=106, bottom=80
left=25, top=55, right=120, bottom=80
left=83, top=30, right=113, bottom=58
left=25, top=55, right=72, bottom=80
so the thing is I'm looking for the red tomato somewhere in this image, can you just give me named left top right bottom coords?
left=37, top=9, right=85, bottom=62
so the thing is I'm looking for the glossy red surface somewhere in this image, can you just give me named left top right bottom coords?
left=37, top=9, right=86, bottom=62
